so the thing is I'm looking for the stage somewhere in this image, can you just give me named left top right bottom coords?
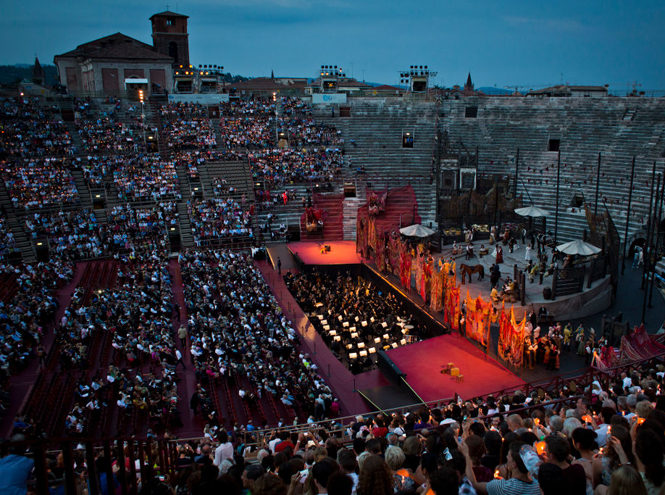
left=262, top=240, right=529, bottom=412
left=385, top=333, right=526, bottom=403
left=287, top=241, right=364, bottom=265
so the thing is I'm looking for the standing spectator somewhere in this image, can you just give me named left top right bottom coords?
left=175, top=348, right=185, bottom=370
left=460, top=440, right=541, bottom=495
left=178, top=325, right=187, bottom=348
left=0, top=434, right=35, bottom=495
left=544, top=435, right=586, bottom=495
left=214, top=431, right=234, bottom=467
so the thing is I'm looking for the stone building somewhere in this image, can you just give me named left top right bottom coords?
left=53, top=11, right=192, bottom=96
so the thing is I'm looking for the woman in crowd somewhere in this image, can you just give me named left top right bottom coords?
left=356, top=455, right=393, bottom=495
left=593, top=424, right=635, bottom=494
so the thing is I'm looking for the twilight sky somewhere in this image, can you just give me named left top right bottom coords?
left=3, top=0, right=665, bottom=94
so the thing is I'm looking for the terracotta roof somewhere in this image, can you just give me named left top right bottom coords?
left=150, top=11, right=189, bottom=19
left=337, top=80, right=371, bottom=88
left=55, top=33, right=172, bottom=61
left=373, top=85, right=402, bottom=91
left=569, top=86, right=607, bottom=91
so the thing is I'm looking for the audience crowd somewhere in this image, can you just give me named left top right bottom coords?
left=0, top=212, right=17, bottom=261
left=58, top=255, right=182, bottom=435
left=250, top=148, right=344, bottom=185
left=181, top=249, right=336, bottom=426
left=2, top=158, right=79, bottom=209
left=0, top=260, right=70, bottom=376
left=111, top=155, right=181, bottom=202
left=106, top=204, right=171, bottom=255
left=75, top=114, right=145, bottom=154
left=19, top=356, right=665, bottom=495
left=24, top=210, right=103, bottom=260
left=0, top=96, right=73, bottom=158
left=188, top=199, right=252, bottom=245
left=160, top=103, right=217, bottom=152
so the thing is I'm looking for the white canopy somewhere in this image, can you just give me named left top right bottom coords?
left=399, top=224, right=436, bottom=237
left=514, top=205, right=550, bottom=218
left=556, top=239, right=602, bottom=256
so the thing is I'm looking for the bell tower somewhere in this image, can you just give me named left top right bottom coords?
left=150, top=11, right=190, bottom=68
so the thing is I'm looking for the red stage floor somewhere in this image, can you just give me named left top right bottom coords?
left=288, top=241, right=364, bottom=265
left=386, top=334, right=526, bottom=403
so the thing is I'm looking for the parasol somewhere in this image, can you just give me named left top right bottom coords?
left=514, top=205, right=550, bottom=218
left=556, top=239, right=602, bottom=256
left=399, top=224, right=436, bottom=237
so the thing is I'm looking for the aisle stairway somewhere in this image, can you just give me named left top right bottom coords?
left=177, top=202, right=195, bottom=248
left=342, top=180, right=367, bottom=240
left=71, top=169, right=93, bottom=211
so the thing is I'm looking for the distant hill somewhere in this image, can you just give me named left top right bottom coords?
left=0, top=64, right=59, bottom=86
left=478, top=86, right=512, bottom=95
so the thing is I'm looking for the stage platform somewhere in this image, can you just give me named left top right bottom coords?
left=385, top=333, right=526, bottom=403
left=287, top=241, right=364, bottom=265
